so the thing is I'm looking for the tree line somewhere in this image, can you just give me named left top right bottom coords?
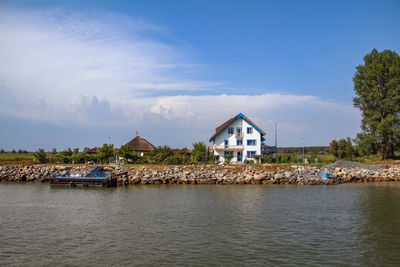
left=31, top=142, right=220, bottom=165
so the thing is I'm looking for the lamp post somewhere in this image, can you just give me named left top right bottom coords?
left=302, top=138, right=305, bottom=163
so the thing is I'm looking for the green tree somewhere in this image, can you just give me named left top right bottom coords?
left=192, top=142, right=207, bottom=163
left=118, top=144, right=131, bottom=158
left=33, top=148, right=47, bottom=164
left=224, top=154, right=232, bottom=164
left=60, top=149, right=73, bottom=157
left=73, top=148, right=79, bottom=155
left=329, top=140, right=338, bottom=157
left=353, top=49, right=400, bottom=159
left=345, top=137, right=355, bottom=158
left=97, top=144, right=114, bottom=163
left=354, top=132, right=378, bottom=156
left=337, top=139, right=347, bottom=159
left=51, top=148, right=57, bottom=154
left=154, top=145, right=173, bottom=163
left=253, top=155, right=261, bottom=164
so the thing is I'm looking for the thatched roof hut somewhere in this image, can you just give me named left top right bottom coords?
left=125, top=132, right=156, bottom=152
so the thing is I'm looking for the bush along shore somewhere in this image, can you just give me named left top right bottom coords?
left=0, top=161, right=399, bottom=186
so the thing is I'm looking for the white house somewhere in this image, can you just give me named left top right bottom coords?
left=209, top=113, right=266, bottom=163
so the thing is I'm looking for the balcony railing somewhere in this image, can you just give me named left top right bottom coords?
left=235, top=132, right=243, bottom=139
left=209, top=145, right=244, bottom=151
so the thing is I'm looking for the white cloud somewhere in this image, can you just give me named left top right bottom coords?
left=0, top=8, right=361, bottom=148
left=0, top=9, right=215, bottom=106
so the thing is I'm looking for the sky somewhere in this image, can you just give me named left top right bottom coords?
left=0, top=0, right=399, bottom=151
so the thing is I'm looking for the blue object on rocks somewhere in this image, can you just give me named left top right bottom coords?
left=322, top=173, right=329, bottom=179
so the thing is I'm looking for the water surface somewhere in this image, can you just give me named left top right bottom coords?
left=1, top=183, right=400, bottom=266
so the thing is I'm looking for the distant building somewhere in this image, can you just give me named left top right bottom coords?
left=86, top=147, right=99, bottom=155
left=171, top=147, right=192, bottom=154
left=125, top=132, right=156, bottom=154
left=209, top=113, right=266, bottom=164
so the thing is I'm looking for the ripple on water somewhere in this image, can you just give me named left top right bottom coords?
left=0, top=183, right=400, bottom=266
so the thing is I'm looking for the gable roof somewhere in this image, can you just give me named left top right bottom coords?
left=209, top=113, right=266, bottom=142
left=171, top=147, right=192, bottom=154
left=87, top=147, right=99, bottom=154
left=125, top=135, right=156, bottom=152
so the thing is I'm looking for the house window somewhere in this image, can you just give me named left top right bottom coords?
left=237, top=140, right=243, bottom=146
left=224, top=140, right=229, bottom=147
left=247, top=139, right=256, bottom=146
left=224, top=151, right=233, bottom=156
left=228, top=127, right=234, bottom=134
left=247, top=127, right=253, bottom=134
left=247, top=151, right=256, bottom=158
left=236, top=127, right=242, bottom=133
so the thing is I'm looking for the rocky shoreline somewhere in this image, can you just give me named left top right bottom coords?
left=0, top=161, right=399, bottom=186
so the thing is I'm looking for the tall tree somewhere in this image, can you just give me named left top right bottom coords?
left=353, top=49, right=400, bottom=159
left=192, top=142, right=207, bottom=163
left=97, top=144, right=114, bottom=163
left=329, top=139, right=339, bottom=157
left=337, top=139, right=348, bottom=159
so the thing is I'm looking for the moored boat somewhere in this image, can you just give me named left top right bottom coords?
left=50, top=165, right=117, bottom=187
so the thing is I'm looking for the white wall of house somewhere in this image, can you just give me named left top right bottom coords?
left=242, top=119, right=261, bottom=160
left=211, top=117, right=263, bottom=163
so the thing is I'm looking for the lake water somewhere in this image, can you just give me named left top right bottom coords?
left=1, top=183, right=400, bottom=266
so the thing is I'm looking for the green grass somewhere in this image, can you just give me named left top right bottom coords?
left=0, top=153, right=35, bottom=164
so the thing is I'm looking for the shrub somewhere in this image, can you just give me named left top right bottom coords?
left=33, top=149, right=47, bottom=164
left=154, top=145, right=173, bottom=163
left=118, top=144, right=139, bottom=163
left=164, top=155, right=182, bottom=165
left=192, top=142, right=207, bottom=163
left=224, top=154, right=233, bottom=164
left=97, top=144, right=114, bottom=163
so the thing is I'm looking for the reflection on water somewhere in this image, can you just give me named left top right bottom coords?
left=357, top=183, right=400, bottom=265
left=0, top=183, right=399, bottom=266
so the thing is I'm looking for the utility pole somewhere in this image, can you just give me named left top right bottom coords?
left=302, top=138, right=305, bottom=163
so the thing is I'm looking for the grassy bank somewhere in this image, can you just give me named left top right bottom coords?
left=0, top=153, right=35, bottom=165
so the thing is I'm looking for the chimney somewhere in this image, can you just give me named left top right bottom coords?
left=136, top=131, right=138, bottom=137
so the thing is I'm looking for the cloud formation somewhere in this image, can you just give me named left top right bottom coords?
left=0, top=8, right=361, bottom=149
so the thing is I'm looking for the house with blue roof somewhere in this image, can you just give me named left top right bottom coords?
left=209, top=113, right=266, bottom=164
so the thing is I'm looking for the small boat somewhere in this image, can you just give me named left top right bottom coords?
left=50, top=165, right=117, bottom=187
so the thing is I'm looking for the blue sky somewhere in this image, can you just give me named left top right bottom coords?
left=0, top=0, right=399, bottom=151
